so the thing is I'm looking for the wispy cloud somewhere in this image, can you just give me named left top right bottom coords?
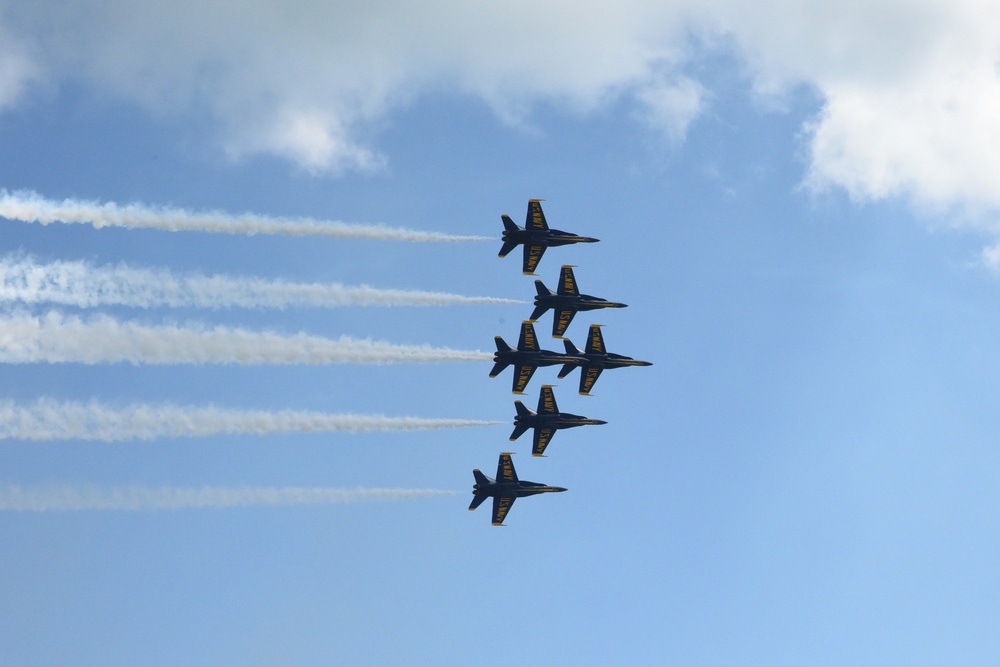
left=0, top=398, right=500, bottom=441
left=0, top=190, right=490, bottom=241
left=0, top=486, right=461, bottom=511
left=0, top=254, right=522, bottom=309
left=5, top=4, right=1000, bottom=220
left=0, top=311, right=492, bottom=365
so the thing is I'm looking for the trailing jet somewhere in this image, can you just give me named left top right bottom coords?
left=490, top=320, right=587, bottom=394
left=469, top=452, right=567, bottom=525
left=558, top=324, right=653, bottom=395
left=510, top=385, right=607, bottom=457
left=531, top=265, right=627, bottom=338
left=498, top=199, right=599, bottom=275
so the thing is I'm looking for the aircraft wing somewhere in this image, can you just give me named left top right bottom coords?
left=558, top=265, right=579, bottom=296
left=492, top=495, right=515, bottom=525
left=523, top=244, right=546, bottom=274
left=585, top=325, right=606, bottom=355
left=496, top=452, right=519, bottom=483
left=538, top=385, right=558, bottom=414
left=579, top=366, right=604, bottom=395
left=532, top=427, right=556, bottom=457
left=525, top=199, right=549, bottom=231
left=552, top=307, right=576, bottom=338
left=512, top=364, right=537, bottom=394
left=517, top=321, right=539, bottom=352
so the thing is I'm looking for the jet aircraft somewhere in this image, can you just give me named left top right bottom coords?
left=469, top=452, right=567, bottom=525
left=531, top=265, right=627, bottom=338
left=490, top=320, right=587, bottom=394
left=498, top=199, right=599, bottom=274
left=510, top=384, right=607, bottom=457
left=558, top=324, right=653, bottom=395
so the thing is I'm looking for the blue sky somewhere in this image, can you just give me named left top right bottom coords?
left=2, top=3, right=1000, bottom=665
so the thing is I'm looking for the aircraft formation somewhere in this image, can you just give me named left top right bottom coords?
left=471, top=199, right=652, bottom=525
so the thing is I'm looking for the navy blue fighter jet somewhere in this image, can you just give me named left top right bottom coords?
left=510, top=385, right=606, bottom=457
left=558, top=324, right=653, bottom=395
left=530, top=265, right=628, bottom=338
left=469, top=452, right=567, bottom=525
left=490, top=320, right=587, bottom=394
left=498, top=199, right=599, bottom=274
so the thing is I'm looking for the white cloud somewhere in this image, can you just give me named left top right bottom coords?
left=3, top=0, right=1000, bottom=222
left=693, top=0, right=1000, bottom=222
left=635, top=75, right=705, bottom=143
left=0, top=1, right=697, bottom=171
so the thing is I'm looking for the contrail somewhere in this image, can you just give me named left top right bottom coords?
left=0, top=398, right=501, bottom=441
left=0, top=486, right=462, bottom=511
left=0, top=254, right=523, bottom=308
left=0, top=311, right=493, bottom=364
left=0, top=189, right=491, bottom=241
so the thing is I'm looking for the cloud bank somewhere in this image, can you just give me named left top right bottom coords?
left=1, top=1, right=999, bottom=216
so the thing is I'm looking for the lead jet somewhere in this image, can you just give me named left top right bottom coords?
left=558, top=324, right=653, bottom=395
left=531, top=265, right=627, bottom=338
left=490, top=320, right=587, bottom=394
left=469, top=452, right=567, bottom=525
left=510, top=385, right=607, bottom=457
left=498, top=199, right=599, bottom=275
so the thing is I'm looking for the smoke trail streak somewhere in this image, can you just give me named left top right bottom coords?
left=0, top=399, right=500, bottom=441
left=0, top=311, right=493, bottom=364
left=0, top=255, right=523, bottom=308
left=0, top=190, right=491, bottom=241
left=0, top=486, right=462, bottom=511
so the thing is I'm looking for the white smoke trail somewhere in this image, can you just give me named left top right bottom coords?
left=0, top=254, right=523, bottom=308
left=0, top=311, right=493, bottom=364
left=0, top=486, right=462, bottom=511
left=0, top=190, right=491, bottom=241
left=0, top=398, right=501, bottom=441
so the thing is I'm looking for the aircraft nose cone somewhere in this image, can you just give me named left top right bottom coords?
left=612, top=303, right=628, bottom=308
left=594, top=419, right=608, bottom=426
left=553, top=486, right=568, bottom=492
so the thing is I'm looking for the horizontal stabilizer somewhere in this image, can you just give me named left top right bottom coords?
left=473, top=469, right=492, bottom=486
left=498, top=240, right=518, bottom=258
left=489, top=361, right=509, bottom=378
left=501, top=214, right=519, bottom=233
left=509, top=423, right=530, bottom=441
left=469, top=493, right=488, bottom=511
left=557, top=363, right=577, bottom=379
left=529, top=304, right=548, bottom=322
left=494, top=336, right=513, bottom=353
left=513, top=401, right=533, bottom=418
